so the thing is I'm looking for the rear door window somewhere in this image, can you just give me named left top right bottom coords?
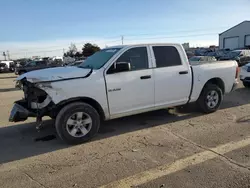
left=152, top=46, right=182, bottom=68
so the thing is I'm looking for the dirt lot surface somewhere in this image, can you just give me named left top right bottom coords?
left=0, top=73, right=249, bottom=188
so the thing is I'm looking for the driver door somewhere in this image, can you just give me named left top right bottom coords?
left=105, top=46, right=154, bottom=117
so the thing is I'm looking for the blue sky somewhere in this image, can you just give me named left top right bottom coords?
left=1, top=0, right=250, bottom=58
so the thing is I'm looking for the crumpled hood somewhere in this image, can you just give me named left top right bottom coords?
left=16, top=66, right=92, bottom=83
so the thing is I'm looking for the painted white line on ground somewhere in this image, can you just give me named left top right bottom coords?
left=99, top=137, right=250, bottom=188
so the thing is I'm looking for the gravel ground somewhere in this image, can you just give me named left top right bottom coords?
left=0, top=73, right=249, bottom=188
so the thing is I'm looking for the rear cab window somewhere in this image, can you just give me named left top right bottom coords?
left=152, top=46, right=182, bottom=68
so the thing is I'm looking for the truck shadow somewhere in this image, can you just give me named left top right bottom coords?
left=0, top=87, right=250, bottom=164
left=0, top=76, right=17, bottom=79
left=0, top=88, right=19, bottom=92
left=220, top=87, right=250, bottom=109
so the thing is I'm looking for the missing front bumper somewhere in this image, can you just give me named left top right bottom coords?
left=9, top=102, right=36, bottom=122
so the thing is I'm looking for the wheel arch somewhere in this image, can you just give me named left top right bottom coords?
left=201, top=77, right=225, bottom=95
left=52, top=97, right=106, bottom=120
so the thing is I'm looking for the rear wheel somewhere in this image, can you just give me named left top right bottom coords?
left=197, top=84, right=223, bottom=113
left=55, top=102, right=100, bottom=145
left=243, top=81, right=250, bottom=88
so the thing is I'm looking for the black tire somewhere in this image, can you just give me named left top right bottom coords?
left=197, top=84, right=223, bottom=113
left=55, top=102, right=100, bottom=145
left=243, top=81, right=250, bottom=88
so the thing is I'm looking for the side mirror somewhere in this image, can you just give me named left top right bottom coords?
left=240, top=54, right=244, bottom=57
left=115, top=62, right=131, bottom=73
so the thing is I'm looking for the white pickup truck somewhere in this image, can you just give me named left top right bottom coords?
left=9, top=43, right=238, bottom=144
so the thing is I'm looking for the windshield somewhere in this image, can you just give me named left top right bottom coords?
left=78, top=48, right=121, bottom=69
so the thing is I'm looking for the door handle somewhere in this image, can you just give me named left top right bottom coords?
left=140, top=75, right=151, bottom=79
left=179, top=71, right=188, bottom=75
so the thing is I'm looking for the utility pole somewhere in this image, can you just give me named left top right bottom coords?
left=7, top=50, right=10, bottom=60
left=2, top=52, right=6, bottom=60
left=63, top=48, right=65, bottom=56
left=121, top=35, right=124, bottom=45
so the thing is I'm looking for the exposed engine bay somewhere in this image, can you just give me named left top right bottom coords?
left=10, top=78, right=54, bottom=124
left=19, top=79, right=52, bottom=110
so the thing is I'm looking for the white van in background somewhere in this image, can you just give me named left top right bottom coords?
left=0, top=61, right=14, bottom=71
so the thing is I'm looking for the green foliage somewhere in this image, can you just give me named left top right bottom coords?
left=82, top=43, right=101, bottom=57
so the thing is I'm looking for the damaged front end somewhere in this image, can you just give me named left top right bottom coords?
left=9, top=78, right=54, bottom=126
left=9, top=67, right=93, bottom=128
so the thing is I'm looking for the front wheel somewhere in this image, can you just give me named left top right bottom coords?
left=55, top=102, right=100, bottom=145
left=243, top=81, right=250, bottom=88
left=197, top=84, right=223, bottom=113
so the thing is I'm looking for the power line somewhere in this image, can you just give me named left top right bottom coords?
left=11, top=48, right=64, bottom=55
left=121, top=36, right=124, bottom=45
left=125, top=33, right=219, bottom=41
left=10, top=39, right=119, bottom=55
left=0, top=26, right=228, bottom=52
left=122, top=26, right=228, bottom=38
left=8, top=31, right=222, bottom=57
left=0, top=37, right=121, bottom=52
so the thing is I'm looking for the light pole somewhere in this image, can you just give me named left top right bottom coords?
left=2, top=52, right=6, bottom=60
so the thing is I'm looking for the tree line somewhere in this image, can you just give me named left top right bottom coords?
left=64, top=43, right=101, bottom=58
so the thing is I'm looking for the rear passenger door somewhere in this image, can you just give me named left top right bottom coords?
left=151, top=45, right=192, bottom=107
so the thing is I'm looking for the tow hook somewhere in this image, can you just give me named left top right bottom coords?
left=36, top=116, right=43, bottom=131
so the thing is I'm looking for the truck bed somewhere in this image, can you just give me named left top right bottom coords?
left=189, top=60, right=238, bottom=103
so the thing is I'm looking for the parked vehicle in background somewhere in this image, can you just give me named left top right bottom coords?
left=195, top=48, right=212, bottom=56
left=52, top=56, right=63, bottom=62
left=220, top=50, right=250, bottom=66
left=186, top=51, right=195, bottom=59
left=63, top=56, right=75, bottom=66
left=15, top=60, right=62, bottom=75
left=15, top=61, right=28, bottom=69
left=240, top=62, right=250, bottom=88
left=67, top=60, right=84, bottom=67
left=206, top=50, right=228, bottom=60
left=0, top=62, right=9, bottom=73
left=189, top=56, right=217, bottom=62
left=9, top=43, right=238, bottom=144
left=1, top=61, right=14, bottom=72
left=9, top=61, right=15, bottom=72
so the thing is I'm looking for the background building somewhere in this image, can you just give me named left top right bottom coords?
left=219, top=21, right=250, bottom=50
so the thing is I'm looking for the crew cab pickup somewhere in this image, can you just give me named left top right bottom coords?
left=9, top=43, right=239, bottom=144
